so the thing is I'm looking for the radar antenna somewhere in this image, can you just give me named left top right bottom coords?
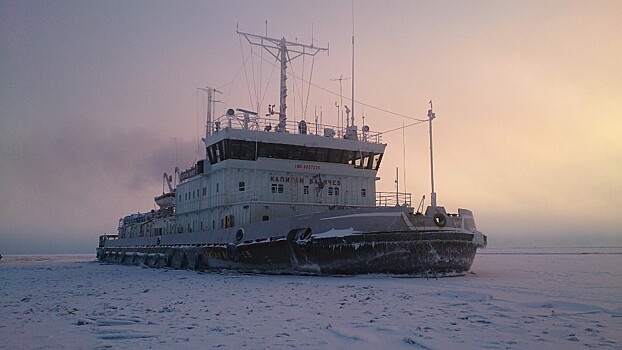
left=237, top=30, right=327, bottom=133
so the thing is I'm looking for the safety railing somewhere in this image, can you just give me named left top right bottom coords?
left=211, top=112, right=383, bottom=144
left=376, top=192, right=412, bottom=207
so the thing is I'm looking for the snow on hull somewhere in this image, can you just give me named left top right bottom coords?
left=290, top=231, right=479, bottom=276
left=97, top=230, right=480, bottom=276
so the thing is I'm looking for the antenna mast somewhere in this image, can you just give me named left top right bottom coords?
left=198, top=87, right=221, bottom=138
left=395, top=167, right=399, bottom=205
left=238, top=30, right=327, bottom=133
left=428, top=100, right=437, bottom=207
left=330, top=74, right=350, bottom=130
left=350, top=1, right=355, bottom=126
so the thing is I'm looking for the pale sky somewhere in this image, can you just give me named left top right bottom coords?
left=1, top=0, right=621, bottom=253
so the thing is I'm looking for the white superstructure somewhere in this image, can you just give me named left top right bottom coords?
left=174, top=109, right=387, bottom=235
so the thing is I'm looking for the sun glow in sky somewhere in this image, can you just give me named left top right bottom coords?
left=1, top=0, right=621, bottom=253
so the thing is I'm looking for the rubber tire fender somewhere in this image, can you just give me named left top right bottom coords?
left=226, top=243, right=241, bottom=262
left=433, top=213, right=447, bottom=227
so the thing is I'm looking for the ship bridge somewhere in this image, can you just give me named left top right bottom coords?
left=173, top=109, right=390, bottom=234
left=204, top=115, right=385, bottom=170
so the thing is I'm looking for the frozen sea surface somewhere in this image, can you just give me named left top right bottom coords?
left=1, top=248, right=621, bottom=349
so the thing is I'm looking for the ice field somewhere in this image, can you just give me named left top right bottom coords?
left=1, top=248, right=620, bottom=349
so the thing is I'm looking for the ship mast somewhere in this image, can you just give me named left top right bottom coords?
left=199, top=87, right=221, bottom=138
left=350, top=1, right=355, bottom=127
left=428, top=101, right=437, bottom=207
left=237, top=30, right=327, bottom=133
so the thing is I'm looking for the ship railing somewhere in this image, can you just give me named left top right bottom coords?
left=211, top=112, right=383, bottom=144
left=376, top=191, right=412, bottom=207
left=98, top=234, right=118, bottom=248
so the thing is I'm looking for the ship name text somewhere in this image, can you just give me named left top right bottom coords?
left=270, top=176, right=341, bottom=186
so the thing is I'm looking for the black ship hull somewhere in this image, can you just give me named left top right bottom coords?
left=96, top=230, right=482, bottom=276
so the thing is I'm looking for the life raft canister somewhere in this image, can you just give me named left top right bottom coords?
left=433, top=213, right=447, bottom=227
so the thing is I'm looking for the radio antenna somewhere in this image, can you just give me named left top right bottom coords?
left=350, top=0, right=355, bottom=126
left=428, top=100, right=437, bottom=207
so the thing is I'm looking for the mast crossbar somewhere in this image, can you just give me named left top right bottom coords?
left=237, top=30, right=327, bottom=132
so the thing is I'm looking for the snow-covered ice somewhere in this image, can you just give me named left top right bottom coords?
left=1, top=248, right=620, bottom=349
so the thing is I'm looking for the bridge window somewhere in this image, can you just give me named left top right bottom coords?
left=290, top=145, right=304, bottom=160
left=239, top=182, right=245, bottom=191
left=229, top=139, right=257, bottom=160
left=207, top=146, right=215, bottom=164
left=229, top=139, right=242, bottom=159
left=258, top=142, right=274, bottom=158
left=373, top=153, right=383, bottom=169
left=302, top=147, right=316, bottom=160
left=215, top=143, right=222, bottom=162
left=343, top=150, right=356, bottom=164
left=273, top=144, right=289, bottom=159
left=362, top=153, right=370, bottom=169
left=328, top=149, right=343, bottom=163
left=206, top=139, right=383, bottom=169
left=315, top=148, right=328, bottom=162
